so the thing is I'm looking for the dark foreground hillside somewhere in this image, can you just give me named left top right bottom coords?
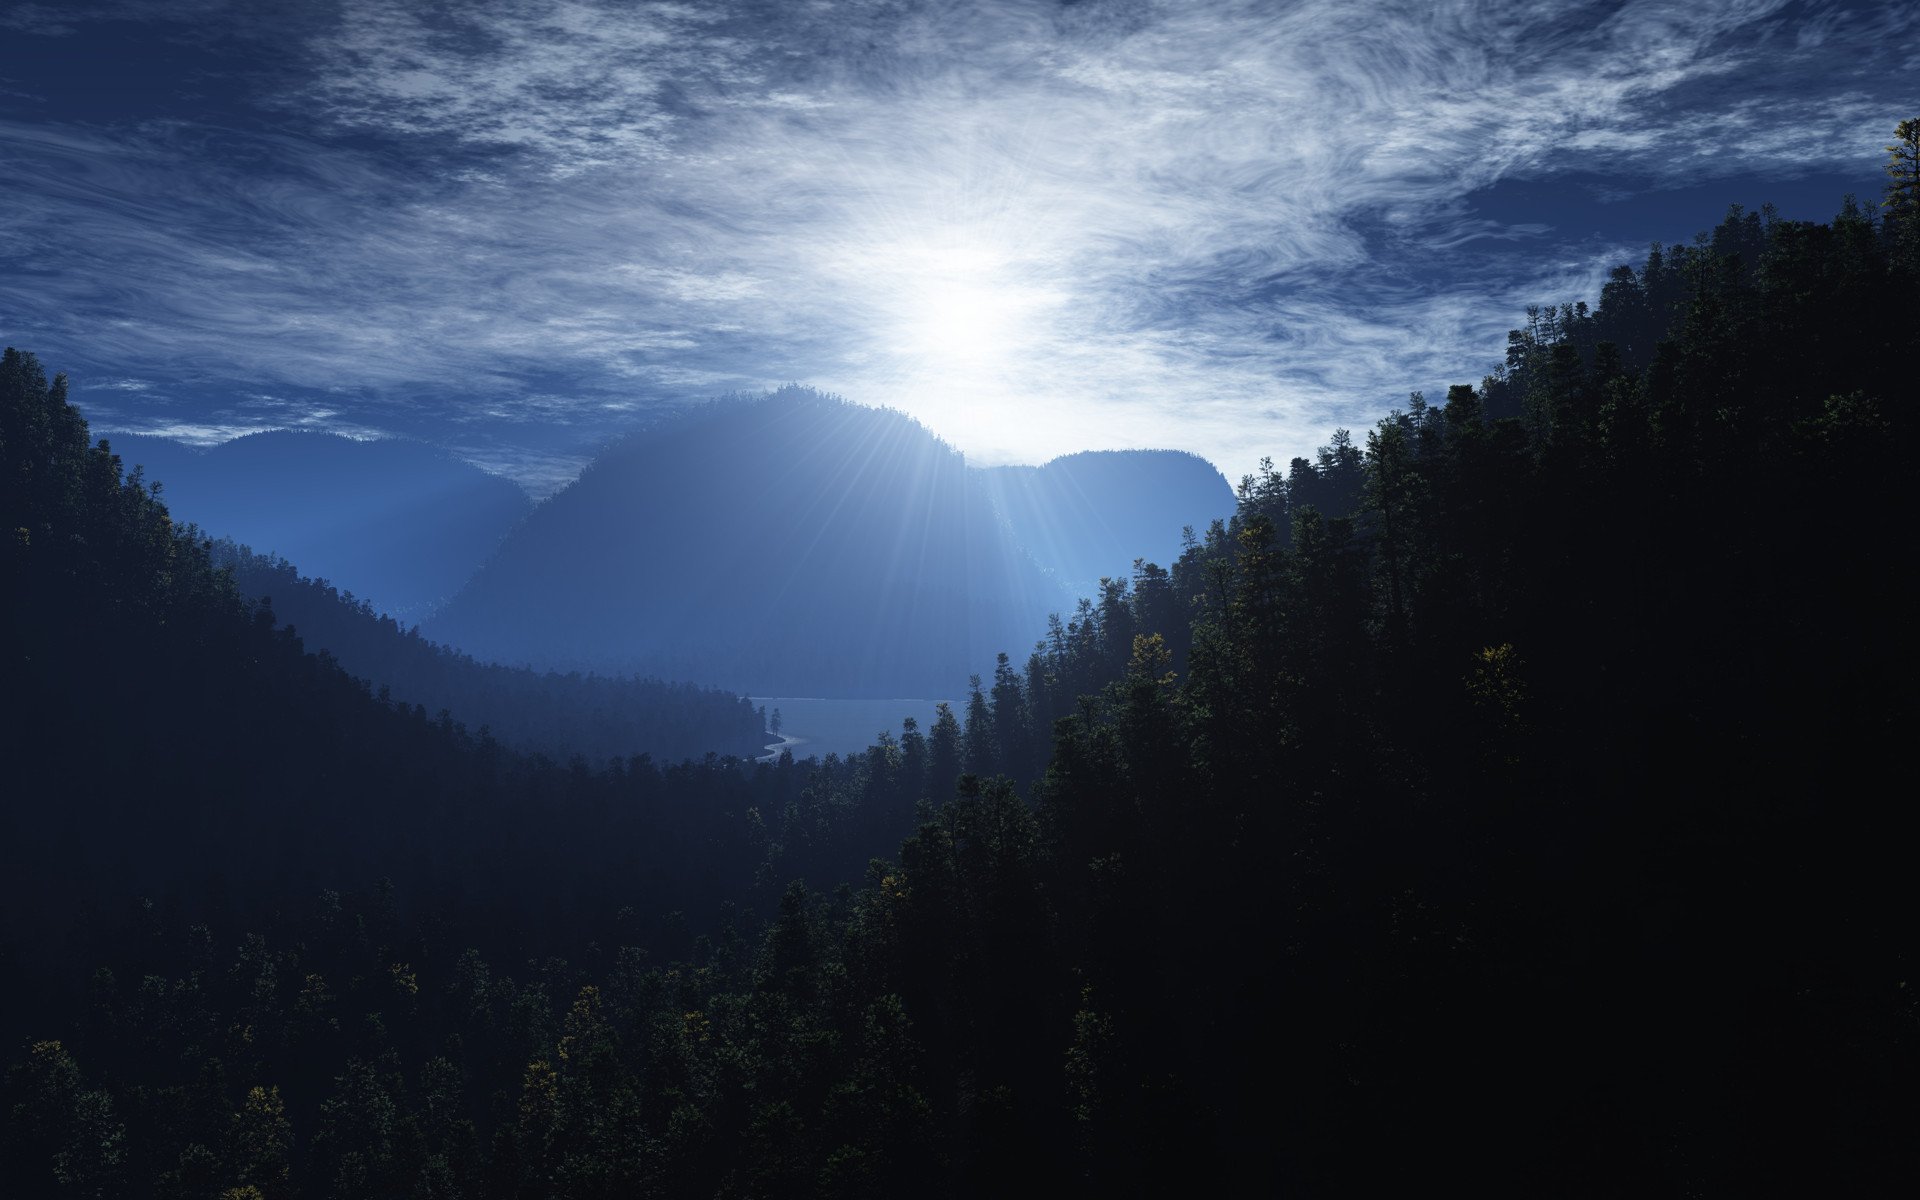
left=3, top=172, right=1917, bottom=1195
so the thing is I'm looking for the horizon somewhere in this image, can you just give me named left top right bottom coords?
left=101, top=385, right=1242, bottom=499
left=2, top=1, right=1909, bottom=492
left=2, top=7, right=1916, bottom=1189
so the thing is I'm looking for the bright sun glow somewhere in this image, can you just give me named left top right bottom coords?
left=870, top=236, right=1061, bottom=379
left=833, top=218, right=1084, bottom=457
left=902, top=279, right=1017, bottom=367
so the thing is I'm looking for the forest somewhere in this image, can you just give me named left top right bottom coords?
left=2, top=131, right=1916, bottom=1196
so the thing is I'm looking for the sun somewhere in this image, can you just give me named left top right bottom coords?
left=875, top=236, right=1059, bottom=378
left=832, top=221, right=1076, bottom=452
left=902, top=278, right=1015, bottom=367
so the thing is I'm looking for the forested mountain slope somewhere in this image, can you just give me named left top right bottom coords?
left=0, top=351, right=942, bottom=1038
left=4, top=166, right=1917, bottom=1196
left=428, top=388, right=1068, bottom=696
left=974, top=449, right=1236, bottom=597
left=109, top=430, right=531, bottom=621
left=210, top=542, right=767, bottom=762
left=909, top=196, right=1919, bottom=1192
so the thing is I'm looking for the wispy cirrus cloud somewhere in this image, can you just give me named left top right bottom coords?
left=0, top=0, right=1910, bottom=490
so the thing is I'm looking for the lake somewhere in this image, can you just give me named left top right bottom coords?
left=749, top=696, right=955, bottom=762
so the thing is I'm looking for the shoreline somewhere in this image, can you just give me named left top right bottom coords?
left=756, top=731, right=807, bottom=764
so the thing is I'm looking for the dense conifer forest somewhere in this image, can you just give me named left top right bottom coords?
left=3, top=148, right=1916, bottom=1195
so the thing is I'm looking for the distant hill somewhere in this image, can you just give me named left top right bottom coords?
left=109, top=430, right=531, bottom=621
left=975, top=450, right=1237, bottom=597
left=427, top=388, right=1068, bottom=696
left=212, top=541, right=768, bottom=762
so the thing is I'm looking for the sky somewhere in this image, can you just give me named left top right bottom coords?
left=1, top=0, right=1912, bottom=494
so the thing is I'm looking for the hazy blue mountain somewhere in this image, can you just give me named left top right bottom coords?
left=111, top=430, right=532, bottom=620
left=427, top=388, right=1068, bottom=697
left=975, top=450, right=1237, bottom=596
left=212, top=541, right=769, bottom=762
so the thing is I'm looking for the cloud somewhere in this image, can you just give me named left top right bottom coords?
left=93, top=419, right=271, bottom=447
left=305, top=0, right=762, bottom=175
left=1, top=0, right=1910, bottom=488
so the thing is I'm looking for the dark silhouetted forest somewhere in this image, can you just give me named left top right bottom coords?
left=3, top=145, right=1916, bottom=1196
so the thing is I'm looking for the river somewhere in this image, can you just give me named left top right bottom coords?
left=750, top=696, right=955, bottom=763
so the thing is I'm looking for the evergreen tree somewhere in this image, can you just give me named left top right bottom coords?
left=925, top=701, right=962, bottom=803
left=1885, top=116, right=1920, bottom=267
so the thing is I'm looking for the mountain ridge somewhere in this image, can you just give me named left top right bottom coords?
left=107, top=429, right=531, bottom=621
left=210, top=540, right=769, bottom=762
left=975, top=447, right=1238, bottom=598
left=427, top=388, right=1070, bottom=696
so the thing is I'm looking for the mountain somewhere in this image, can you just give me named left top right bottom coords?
left=0, top=342, right=900, bottom=1032
left=211, top=541, right=769, bottom=762
left=974, top=449, right=1237, bottom=596
left=109, top=430, right=531, bottom=620
left=427, top=388, right=1068, bottom=696
left=7, top=170, right=1918, bottom=1196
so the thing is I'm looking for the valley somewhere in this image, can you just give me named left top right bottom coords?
left=2, top=3, right=1913, bottom=1187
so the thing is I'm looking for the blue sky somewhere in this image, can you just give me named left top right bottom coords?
left=1, top=0, right=1911, bottom=493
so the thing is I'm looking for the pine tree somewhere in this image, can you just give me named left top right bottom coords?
left=1883, top=118, right=1920, bottom=222
left=1884, top=117, right=1920, bottom=264
left=925, top=701, right=962, bottom=803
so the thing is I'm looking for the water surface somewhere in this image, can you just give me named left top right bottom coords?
left=750, top=696, right=954, bottom=762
